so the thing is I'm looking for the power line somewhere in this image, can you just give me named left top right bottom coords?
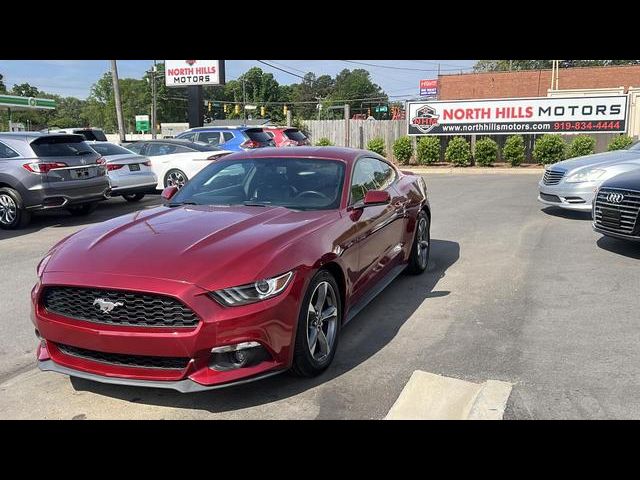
left=340, top=60, right=473, bottom=72
left=256, top=60, right=306, bottom=80
left=262, top=60, right=309, bottom=75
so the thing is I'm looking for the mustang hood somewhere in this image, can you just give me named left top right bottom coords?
left=45, top=205, right=337, bottom=290
left=551, top=149, right=640, bottom=172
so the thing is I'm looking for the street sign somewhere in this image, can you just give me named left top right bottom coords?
left=165, top=60, right=224, bottom=87
left=420, top=79, right=438, bottom=97
left=135, top=115, right=150, bottom=133
left=244, top=105, right=257, bottom=110
left=375, top=105, right=388, bottom=113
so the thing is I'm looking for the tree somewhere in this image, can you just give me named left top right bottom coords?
left=326, top=69, right=386, bottom=117
left=474, top=60, right=640, bottom=72
left=0, top=73, right=6, bottom=93
left=12, top=82, right=40, bottom=97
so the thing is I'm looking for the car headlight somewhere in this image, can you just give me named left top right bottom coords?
left=209, top=271, right=294, bottom=306
left=565, top=168, right=606, bottom=183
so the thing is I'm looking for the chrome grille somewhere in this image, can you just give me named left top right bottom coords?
left=594, top=188, right=640, bottom=235
left=42, top=286, right=199, bottom=328
left=542, top=168, right=566, bottom=185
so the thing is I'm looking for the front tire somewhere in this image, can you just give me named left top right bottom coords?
left=406, top=210, right=430, bottom=275
left=291, top=270, right=342, bottom=377
left=0, top=187, right=31, bottom=229
left=67, top=202, right=97, bottom=216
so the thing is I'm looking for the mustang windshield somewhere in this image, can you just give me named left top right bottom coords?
left=171, top=158, right=346, bottom=211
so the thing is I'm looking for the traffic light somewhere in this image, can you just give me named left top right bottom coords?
left=208, top=101, right=212, bottom=112
left=235, top=104, right=240, bottom=114
left=283, top=105, right=288, bottom=116
left=223, top=104, right=228, bottom=113
left=260, top=106, right=266, bottom=117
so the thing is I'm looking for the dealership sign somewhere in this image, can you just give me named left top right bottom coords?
left=407, top=95, right=628, bottom=135
left=165, top=60, right=224, bottom=87
left=419, top=79, right=437, bottom=97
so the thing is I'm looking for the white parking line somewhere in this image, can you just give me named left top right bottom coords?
left=385, top=370, right=513, bottom=420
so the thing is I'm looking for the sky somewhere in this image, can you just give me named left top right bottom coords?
left=0, top=60, right=477, bottom=100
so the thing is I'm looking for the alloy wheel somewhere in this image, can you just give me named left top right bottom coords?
left=306, top=281, right=338, bottom=361
left=0, top=194, right=17, bottom=226
left=166, top=171, right=187, bottom=189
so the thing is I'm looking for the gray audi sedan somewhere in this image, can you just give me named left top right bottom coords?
left=0, top=132, right=110, bottom=229
left=538, top=141, right=640, bottom=212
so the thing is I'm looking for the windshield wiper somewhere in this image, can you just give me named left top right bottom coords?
left=168, top=201, right=199, bottom=207
left=243, top=201, right=272, bottom=207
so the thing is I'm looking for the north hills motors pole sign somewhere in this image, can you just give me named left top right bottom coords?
left=407, top=95, right=628, bottom=136
left=165, top=60, right=225, bottom=87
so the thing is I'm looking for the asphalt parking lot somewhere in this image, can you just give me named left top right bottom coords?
left=1, top=173, right=639, bottom=419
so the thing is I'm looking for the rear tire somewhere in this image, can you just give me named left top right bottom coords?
left=123, top=193, right=145, bottom=202
left=0, top=187, right=31, bottom=229
left=406, top=210, right=430, bottom=275
left=67, top=202, right=97, bottom=216
left=164, top=169, right=188, bottom=189
left=291, top=270, right=342, bottom=377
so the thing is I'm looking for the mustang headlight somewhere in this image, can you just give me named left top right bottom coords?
left=209, top=271, right=294, bottom=306
left=565, top=168, right=606, bottom=183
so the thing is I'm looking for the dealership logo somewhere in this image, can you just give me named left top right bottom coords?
left=606, top=192, right=625, bottom=204
left=411, top=105, right=440, bottom=133
left=185, top=60, right=196, bottom=66
left=93, top=298, right=124, bottom=314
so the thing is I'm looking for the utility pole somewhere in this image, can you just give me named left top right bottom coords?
left=242, top=79, right=247, bottom=123
left=151, top=60, right=157, bottom=139
left=110, top=60, right=126, bottom=143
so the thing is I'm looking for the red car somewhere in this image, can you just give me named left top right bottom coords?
left=31, top=147, right=431, bottom=392
left=263, top=127, right=311, bottom=147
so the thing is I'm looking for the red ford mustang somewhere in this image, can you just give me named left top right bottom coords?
left=31, top=147, right=431, bottom=392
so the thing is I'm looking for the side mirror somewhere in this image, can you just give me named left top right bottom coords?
left=161, top=186, right=178, bottom=201
left=363, top=190, right=391, bottom=206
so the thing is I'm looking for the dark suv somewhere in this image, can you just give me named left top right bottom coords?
left=593, top=169, right=640, bottom=242
left=0, top=133, right=110, bottom=229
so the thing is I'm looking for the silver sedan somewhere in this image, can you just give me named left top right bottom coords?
left=538, top=142, right=640, bottom=212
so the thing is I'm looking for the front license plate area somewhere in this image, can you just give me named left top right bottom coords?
left=600, top=207, right=621, bottom=228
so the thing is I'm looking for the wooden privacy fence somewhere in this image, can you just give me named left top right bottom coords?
left=302, top=119, right=619, bottom=164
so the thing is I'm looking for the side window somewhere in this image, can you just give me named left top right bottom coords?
left=265, top=131, right=275, bottom=139
left=370, top=158, right=396, bottom=190
left=0, top=142, right=19, bottom=159
left=147, top=143, right=178, bottom=156
left=350, top=158, right=381, bottom=205
left=180, top=132, right=196, bottom=142
left=222, top=132, right=234, bottom=143
left=197, top=131, right=221, bottom=146
left=126, top=143, right=145, bottom=155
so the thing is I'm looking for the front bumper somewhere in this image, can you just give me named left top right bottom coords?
left=31, top=269, right=308, bottom=391
left=593, top=224, right=640, bottom=242
left=537, top=181, right=596, bottom=212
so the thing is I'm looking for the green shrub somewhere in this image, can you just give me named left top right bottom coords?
left=566, top=135, right=596, bottom=158
left=393, top=136, right=413, bottom=164
left=445, top=136, right=472, bottom=166
left=315, top=137, right=333, bottom=146
left=533, top=134, right=565, bottom=165
left=367, top=137, right=385, bottom=156
left=502, top=135, right=525, bottom=166
left=607, top=134, right=634, bottom=151
left=474, top=138, right=498, bottom=167
left=416, top=137, right=440, bottom=165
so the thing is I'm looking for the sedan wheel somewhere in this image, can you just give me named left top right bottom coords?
left=165, top=169, right=187, bottom=189
left=0, top=188, right=31, bottom=230
left=406, top=210, right=430, bottom=275
left=291, top=270, right=342, bottom=377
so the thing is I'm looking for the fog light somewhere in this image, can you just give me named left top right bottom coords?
left=209, top=342, right=270, bottom=371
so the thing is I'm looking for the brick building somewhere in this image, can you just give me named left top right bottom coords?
left=438, top=65, right=640, bottom=100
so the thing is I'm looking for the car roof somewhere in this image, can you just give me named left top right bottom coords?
left=0, top=132, right=84, bottom=140
left=128, top=138, right=224, bottom=151
left=183, top=126, right=263, bottom=131
left=219, top=146, right=374, bottom=163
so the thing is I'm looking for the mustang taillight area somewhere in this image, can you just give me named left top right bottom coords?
left=209, top=342, right=270, bottom=371
left=209, top=271, right=294, bottom=306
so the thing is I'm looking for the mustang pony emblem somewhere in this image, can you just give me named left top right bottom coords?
left=93, top=298, right=123, bottom=314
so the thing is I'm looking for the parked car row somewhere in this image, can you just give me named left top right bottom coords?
left=537, top=140, right=640, bottom=243
left=174, top=125, right=310, bottom=149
